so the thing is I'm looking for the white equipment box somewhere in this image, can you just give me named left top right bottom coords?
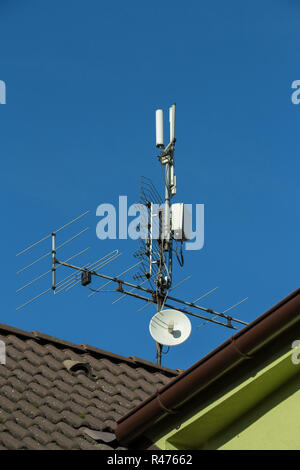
left=171, top=203, right=192, bottom=241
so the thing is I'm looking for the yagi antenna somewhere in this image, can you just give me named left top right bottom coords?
left=16, top=247, right=90, bottom=293
left=17, top=227, right=90, bottom=275
left=16, top=210, right=92, bottom=310
left=196, top=297, right=249, bottom=330
left=16, top=211, right=90, bottom=257
left=55, top=250, right=122, bottom=294
left=88, top=260, right=143, bottom=298
left=16, top=104, right=249, bottom=367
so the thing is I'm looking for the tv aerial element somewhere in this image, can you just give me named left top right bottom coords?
left=54, top=250, right=121, bottom=294
left=16, top=211, right=121, bottom=310
left=16, top=103, right=249, bottom=367
left=196, top=296, right=248, bottom=331
left=133, top=176, right=167, bottom=289
left=149, top=309, right=192, bottom=347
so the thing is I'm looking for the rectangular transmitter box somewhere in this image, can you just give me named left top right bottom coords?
left=171, top=203, right=192, bottom=241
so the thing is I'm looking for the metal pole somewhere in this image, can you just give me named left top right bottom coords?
left=163, top=151, right=173, bottom=289
left=155, top=209, right=165, bottom=366
left=156, top=341, right=162, bottom=366
left=51, top=233, right=56, bottom=291
left=156, top=287, right=163, bottom=366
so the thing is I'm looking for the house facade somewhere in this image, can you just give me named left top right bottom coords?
left=116, top=288, right=300, bottom=450
left=1, top=288, right=299, bottom=450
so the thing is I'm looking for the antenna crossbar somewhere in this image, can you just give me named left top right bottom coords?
left=54, top=259, right=248, bottom=328
left=165, top=293, right=248, bottom=326
left=113, top=287, right=237, bottom=330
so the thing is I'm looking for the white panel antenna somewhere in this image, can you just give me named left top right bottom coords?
left=155, top=109, right=164, bottom=148
left=169, top=103, right=176, bottom=143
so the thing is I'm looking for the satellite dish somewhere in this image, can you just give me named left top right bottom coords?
left=149, top=309, right=192, bottom=346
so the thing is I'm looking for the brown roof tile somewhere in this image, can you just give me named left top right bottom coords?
left=23, top=390, right=44, bottom=407
left=7, top=376, right=27, bottom=394
left=29, top=425, right=51, bottom=446
left=22, top=436, right=46, bottom=450
left=44, top=343, right=66, bottom=361
left=4, top=420, right=29, bottom=440
left=0, top=410, right=10, bottom=425
left=51, top=431, right=75, bottom=450
left=0, top=396, right=16, bottom=413
left=77, top=436, right=99, bottom=450
left=28, top=382, right=50, bottom=399
left=13, top=410, right=33, bottom=429
left=2, top=385, right=22, bottom=403
left=37, top=364, right=58, bottom=381
left=24, top=350, right=44, bottom=367
left=0, top=322, right=178, bottom=450
left=56, top=421, right=78, bottom=438
left=45, top=441, right=62, bottom=450
left=13, top=368, right=32, bottom=384
left=0, top=432, right=24, bottom=450
left=33, top=374, right=52, bottom=389
left=18, top=400, right=41, bottom=419
left=33, top=415, right=56, bottom=434
left=50, top=387, right=69, bottom=403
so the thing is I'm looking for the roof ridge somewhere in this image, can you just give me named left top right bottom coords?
left=0, top=322, right=179, bottom=376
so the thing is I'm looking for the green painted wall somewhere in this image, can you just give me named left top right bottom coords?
left=151, top=345, right=300, bottom=450
left=205, top=373, right=300, bottom=450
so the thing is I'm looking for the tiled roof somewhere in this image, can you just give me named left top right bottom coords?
left=0, top=323, right=179, bottom=450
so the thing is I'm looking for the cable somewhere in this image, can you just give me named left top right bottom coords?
left=174, top=241, right=184, bottom=267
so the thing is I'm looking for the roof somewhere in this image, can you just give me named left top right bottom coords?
left=115, top=287, right=300, bottom=445
left=0, top=323, right=179, bottom=450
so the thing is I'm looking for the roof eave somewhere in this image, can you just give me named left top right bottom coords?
left=115, top=288, right=300, bottom=445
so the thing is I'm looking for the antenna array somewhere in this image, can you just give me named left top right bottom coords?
left=16, top=103, right=249, bottom=366
left=133, top=176, right=167, bottom=289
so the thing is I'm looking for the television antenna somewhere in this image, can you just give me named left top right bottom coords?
left=16, top=103, right=249, bottom=366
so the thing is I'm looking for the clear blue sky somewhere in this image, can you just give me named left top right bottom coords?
left=1, top=1, right=299, bottom=369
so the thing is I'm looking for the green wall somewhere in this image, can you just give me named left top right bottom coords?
left=205, top=373, right=300, bottom=450
left=151, top=346, right=300, bottom=450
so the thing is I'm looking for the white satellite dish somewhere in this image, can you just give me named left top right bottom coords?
left=149, top=309, right=192, bottom=347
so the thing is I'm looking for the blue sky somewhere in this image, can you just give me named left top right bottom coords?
left=1, top=1, right=299, bottom=369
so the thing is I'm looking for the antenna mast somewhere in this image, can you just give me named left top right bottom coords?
left=16, top=103, right=249, bottom=367
left=155, top=104, right=176, bottom=289
left=154, top=104, right=177, bottom=364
